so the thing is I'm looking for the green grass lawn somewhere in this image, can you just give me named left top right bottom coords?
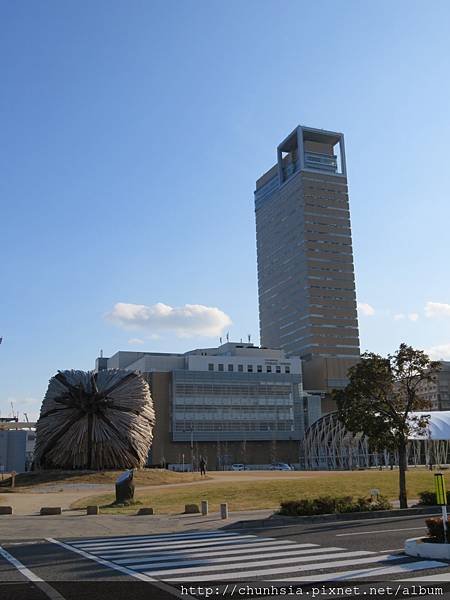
left=71, top=469, right=440, bottom=514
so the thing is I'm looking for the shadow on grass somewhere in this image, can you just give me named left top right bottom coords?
left=0, top=470, right=120, bottom=488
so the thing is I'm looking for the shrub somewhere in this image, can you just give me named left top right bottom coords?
left=418, top=491, right=450, bottom=506
left=336, top=496, right=360, bottom=513
left=370, top=495, right=392, bottom=511
left=279, top=495, right=392, bottom=516
left=425, top=517, right=450, bottom=543
left=279, top=499, right=315, bottom=516
left=313, top=496, right=338, bottom=514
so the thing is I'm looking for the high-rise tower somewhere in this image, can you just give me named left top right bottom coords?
left=254, top=125, right=360, bottom=391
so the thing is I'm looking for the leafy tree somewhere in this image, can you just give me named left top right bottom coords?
left=333, top=344, right=440, bottom=508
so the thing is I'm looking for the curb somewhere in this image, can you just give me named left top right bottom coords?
left=228, top=506, right=441, bottom=529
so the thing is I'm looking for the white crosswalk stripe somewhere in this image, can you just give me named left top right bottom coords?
left=113, top=545, right=346, bottom=566
left=62, top=530, right=450, bottom=583
left=285, top=561, right=449, bottom=582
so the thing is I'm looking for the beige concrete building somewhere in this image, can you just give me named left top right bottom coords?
left=96, top=342, right=321, bottom=469
left=255, top=125, right=360, bottom=392
left=417, top=362, right=450, bottom=410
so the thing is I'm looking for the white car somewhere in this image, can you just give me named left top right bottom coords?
left=270, top=462, right=292, bottom=471
left=231, top=463, right=247, bottom=471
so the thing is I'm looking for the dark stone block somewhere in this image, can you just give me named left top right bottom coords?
left=115, top=470, right=135, bottom=504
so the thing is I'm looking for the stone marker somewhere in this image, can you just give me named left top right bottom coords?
left=184, top=503, right=200, bottom=514
left=137, top=507, right=154, bottom=515
left=0, top=506, right=13, bottom=515
left=220, top=503, right=228, bottom=519
left=40, top=507, right=62, bottom=515
left=201, top=500, right=209, bottom=516
left=115, top=469, right=134, bottom=504
left=86, top=505, right=99, bottom=515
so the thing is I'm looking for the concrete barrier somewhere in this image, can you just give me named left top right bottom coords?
left=86, top=505, right=99, bottom=515
left=201, top=500, right=208, bottom=516
left=137, top=507, right=154, bottom=515
left=0, top=506, right=13, bottom=515
left=220, top=503, right=228, bottom=519
left=405, top=537, right=450, bottom=560
left=40, top=507, right=62, bottom=515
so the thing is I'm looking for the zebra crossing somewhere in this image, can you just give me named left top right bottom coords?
left=61, top=530, right=450, bottom=583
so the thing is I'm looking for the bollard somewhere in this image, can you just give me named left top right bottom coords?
left=40, top=507, right=62, bottom=515
left=220, top=503, right=228, bottom=519
left=201, top=500, right=208, bottom=516
left=86, top=505, right=99, bottom=515
left=137, top=507, right=154, bottom=515
left=0, top=506, right=13, bottom=515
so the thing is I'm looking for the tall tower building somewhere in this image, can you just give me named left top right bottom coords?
left=254, top=125, right=360, bottom=391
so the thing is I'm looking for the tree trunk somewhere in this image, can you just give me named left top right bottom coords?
left=398, top=440, right=408, bottom=509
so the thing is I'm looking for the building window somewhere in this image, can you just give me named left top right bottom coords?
left=276, top=366, right=281, bottom=373
left=247, top=365, right=253, bottom=372
left=285, top=366, right=290, bottom=374
left=257, top=365, right=262, bottom=373
left=218, top=364, right=224, bottom=372
left=208, top=363, right=214, bottom=371
left=238, top=364, right=243, bottom=372
left=266, top=365, right=272, bottom=373
left=228, top=364, right=234, bottom=372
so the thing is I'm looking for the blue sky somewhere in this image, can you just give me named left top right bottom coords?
left=2, top=0, right=450, bottom=420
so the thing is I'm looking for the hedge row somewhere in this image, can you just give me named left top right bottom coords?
left=418, top=491, right=450, bottom=506
left=279, top=495, right=392, bottom=516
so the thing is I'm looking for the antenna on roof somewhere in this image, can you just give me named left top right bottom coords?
left=248, top=334, right=251, bottom=343
left=219, top=337, right=222, bottom=344
left=226, top=332, right=229, bottom=342
left=100, top=349, right=103, bottom=358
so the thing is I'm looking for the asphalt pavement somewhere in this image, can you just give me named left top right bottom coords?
left=1, top=514, right=450, bottom=599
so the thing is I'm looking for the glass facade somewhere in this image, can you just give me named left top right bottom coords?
left=171, top=370, right=303, bottom=442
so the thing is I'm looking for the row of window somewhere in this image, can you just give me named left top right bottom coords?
left=174, top=411, right=293, bottom=421
left=175, top=384, right=292, bottom=397
left=175, top=421, right=295, bottom=432
left=208, top=363, right=290, bottom=374
left=175, top=397, right=293, bottom=407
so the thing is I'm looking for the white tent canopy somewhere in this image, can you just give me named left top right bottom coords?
left=409, top=411, right=450, bottom=441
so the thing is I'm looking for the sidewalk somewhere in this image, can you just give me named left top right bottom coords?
left=1, top=504, right=440, bottom=543
left=0, top=509, right=274, bottom=541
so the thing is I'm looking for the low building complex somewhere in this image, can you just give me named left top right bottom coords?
left=96, top=342, right=321, bottom=469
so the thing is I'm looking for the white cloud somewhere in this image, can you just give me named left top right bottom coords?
left=357, top=302, right=375, bottom=317
left=426, top=344, right=450, bottom=361
left=394, top=312, right=418, bottom=322
left=425, top=302, right=450, bottom=319
left=107, top=302, right=232, bottom=338
left=128, top=338, right=145, bottom=345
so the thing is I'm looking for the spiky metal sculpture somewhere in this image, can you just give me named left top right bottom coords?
left=34, top=370, right=155, bottom=470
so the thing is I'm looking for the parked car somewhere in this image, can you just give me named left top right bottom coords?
left=270, top=462, right=292, bottom=471
left=231, top=463, right=248, bottom=471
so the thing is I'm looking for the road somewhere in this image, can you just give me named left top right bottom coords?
left=1, top=514, right=450, bottom=599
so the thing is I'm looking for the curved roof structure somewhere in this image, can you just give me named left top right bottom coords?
left=306, top=411, right=450, bottom=442
left=409, top=411, right=450, bottom=440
